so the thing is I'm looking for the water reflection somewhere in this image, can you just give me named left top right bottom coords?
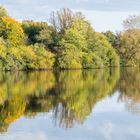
left=0, top=68, right=120, bottom=132
left=0, top=71, right=55, bottom=132
left=118, top=68, right=140, bottom=114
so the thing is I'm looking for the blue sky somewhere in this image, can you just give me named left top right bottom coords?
left=0, top=0, right=140, bottom=32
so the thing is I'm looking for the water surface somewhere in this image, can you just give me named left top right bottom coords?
left=0, top=68, right=140, bottom=140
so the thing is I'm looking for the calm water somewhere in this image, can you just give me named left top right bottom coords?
left=0, top=68, right=140, bottom=140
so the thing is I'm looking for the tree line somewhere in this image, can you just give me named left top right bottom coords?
left=0, top=6, right=139, bottom=70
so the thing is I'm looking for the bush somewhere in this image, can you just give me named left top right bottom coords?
left=0, top=42, right=54, bottom=70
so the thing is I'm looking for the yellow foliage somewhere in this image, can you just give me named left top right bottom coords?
left=0, top=17, right=25, bottom=46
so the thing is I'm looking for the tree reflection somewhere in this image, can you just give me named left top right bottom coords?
left=118, top=68, right=140, bottom=114
left=0, top=69, right=119, bottom=132
left=0, top=71, right=55, bottom=133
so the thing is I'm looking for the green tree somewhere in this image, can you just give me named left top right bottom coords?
left=103, top=31, right=119, bottom=47
left=22, top=20, right=53, bottom=45
left=54, top=12, right=119, bottom=69
left=0, top=8, right=120, bottom=70
left=86, top=32, right=119, bottom=67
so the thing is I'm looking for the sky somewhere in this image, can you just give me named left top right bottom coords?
left=0, top=0, right=140, bottom=32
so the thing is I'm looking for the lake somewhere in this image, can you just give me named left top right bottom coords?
left=0, top=68, right=140, bottom=140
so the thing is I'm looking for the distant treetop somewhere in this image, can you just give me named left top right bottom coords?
left=123, top=15, right=140, bottom=30
left=0, top=6, right=8, bottom=17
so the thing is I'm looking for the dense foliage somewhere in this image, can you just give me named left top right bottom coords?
left=0, top=15, right=54, bottom=70
left=117, top=29, right=140, bottom=66
left=0, top=17, right=25, bottom=46
left=2, top=7, right=140, bottom=69
left=22, top=20, right=53, bottom=45
left=0, top=41, right=54, bottom=70
left=0, top=7, right=120, bottom=70
left=53, top=11, right=119, bottom=69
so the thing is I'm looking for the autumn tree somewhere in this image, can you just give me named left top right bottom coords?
left=0, top=18, right=54, bottom=70
left=0, top=17, right=25, bottom=46
left=117, top=29, right=140, bottom=66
